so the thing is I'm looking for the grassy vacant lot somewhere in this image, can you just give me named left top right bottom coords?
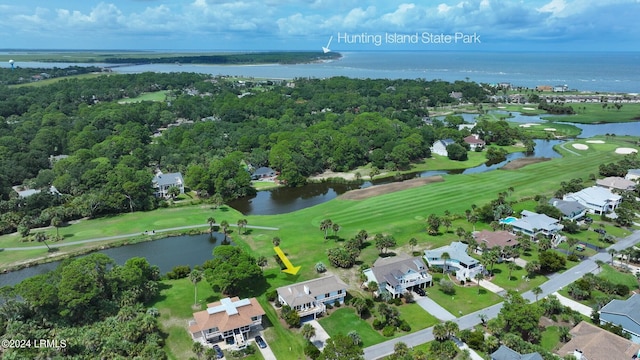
left=488, top=260, right=548, bottom=293
left=540, top=325, right=561, bottom=352
left=428, top=275, right=503, bottom=316
left=558, top=264, right=640, bottom=308
left=118, top=90, right=169, bottom=103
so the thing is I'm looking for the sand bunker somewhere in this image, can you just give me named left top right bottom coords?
left=615, top=148, right=638, bottom=154
left=497, top=106, right=506, bottom=109
left=572, top=144, right=589, bottom=150
left=544, top=128, right=557, bottom=131
left=522, top=107, right=536, bottom=110
left=519, top=123, right=539, bottom=128
left=586, top=140, right=605, bottom=144
left=339, top=176, right=444, bottom=200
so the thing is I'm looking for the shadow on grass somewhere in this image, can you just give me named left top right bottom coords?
left=63, top=233, right=74, bottom=239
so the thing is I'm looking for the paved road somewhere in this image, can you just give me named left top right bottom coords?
left=363, top=230, right=640, bottom=360
left=2, top=223, right=279, bottom=251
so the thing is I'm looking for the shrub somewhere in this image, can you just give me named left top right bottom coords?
left=382, top=325, right=395, bottom=337
left=399, top=320, right=411, bottom=332
left=304, top=341, right=321, bottom=359
left=165, top=265, right=191, bottom=279
left=315, top=262, right=327, bottom=273
left=439, top=279, right=456, bottom=295
left=334, top=301, right=341, bottom=308
left=567, top=253, right=580, bottom=262
left=326, top=303, right=333, bottom=310
left=372, top=318, right=384, bottom=330
left=266, top=289, right=277, bottom=302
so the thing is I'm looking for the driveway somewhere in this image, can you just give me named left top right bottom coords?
left=307, top=320, right=330, bottom=351
left=416, top=295, right=456, bottom=321
left=552, top=292, right=594, bottom=316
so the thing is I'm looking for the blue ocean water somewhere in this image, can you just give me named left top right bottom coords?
left=11, top=51, right=640, bottom=93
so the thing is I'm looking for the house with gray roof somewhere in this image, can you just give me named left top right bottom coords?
left=549, top=198, right=587, bottom=221
left=424, top=242, right=483, bottom=281
left=276, top=274, right=347, bottom=321
left=431, top=139, right=456, bottom=157
left=596, top=176, right=636, bottom=191
left=363, top=254, right=432, bottom=298
left=152, top=172, right=185, bottom=198
left=563, top=186, right=622, bottom=214
left=491, top=345, right=543, bottom=360
left=599, top=293, right=640, bottom=344
left=510, top=210, right=563, bottom=238
left=626, top=169, right=640, bottom=181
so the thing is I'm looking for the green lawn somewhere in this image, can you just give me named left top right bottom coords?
left=318, top=307, right=387, bottom=347
left=598, top=264, right=640, bottom=290
left=427, top=275, right=503, bottom=316
left=398, top=302, right=439, bottom=332
left=543, top=103, right=640, bottom=123
left=540, top=326, right=561, bottom=352
left=118, top=90, right=169, bottom=103
left=488, top=260, right=548, bottom=292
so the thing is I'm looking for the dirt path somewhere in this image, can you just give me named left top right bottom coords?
left=339, top=176, right=444, bottom=200
left=501, top=157, right=551, bottom=170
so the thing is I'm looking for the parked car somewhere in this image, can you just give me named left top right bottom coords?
left=414, top=287, right=426, bottom=296
left=212, top=344, right=224, bottom=359
left=594, top=228, right=606, bottom=234
left=255, top=335, right=267, bottom=349
left=584, top=217, right=593, bottom=223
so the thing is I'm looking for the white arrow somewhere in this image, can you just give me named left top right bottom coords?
left=322, top=36, right=333, bottom=53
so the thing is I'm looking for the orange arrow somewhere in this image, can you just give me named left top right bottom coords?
left=274, top=246, right=301, bottom=275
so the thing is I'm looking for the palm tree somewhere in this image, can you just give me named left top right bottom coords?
left=441, top=252, right=450, bottom=274
left=532, top=286, right=543, bottom=302
left=595, top=259, right=604, bottom=270
left=51, top=216, right=62, bottom=240
left=432, top=323, right=448, bottom=341
left=332, top=223, right=341, bottom=239
left=237, top=218, right=248, bottom=235
left=351, top=297, right=368, bottom=318
left=444, top=320, right=459, bottom=339
left=207, top=217, right=216, bottom=232
left=272, top=237, right=281, bottom=247
left=301, top=323, right=315, bottom=340
left=608, top=248, right=617, bottom=265
left=192, top=341, right=204, bottom=360
left=566, top=237, right=579, bottom=256
left=558, top=326, right=570, bottom=342
left=189, top=269, right=203, bottom=307
left=367, top=281, right=378, bottom=296
left=474, top=272, right=484, bottom=294
left=409, top=238, right=418, bottom=253
left=220, top=220, right=229, bottom=238
left=394, top=342, right=409, bottom=357
left=35, top=232, right=51, bottom=251
left=257, top=256, right=268, bottom=270
left=320, top=219, right=332, bottom=240
left=507, top=261, right=517, bottom=281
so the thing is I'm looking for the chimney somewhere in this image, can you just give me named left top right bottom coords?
left=304, top=285, right=310, bottom=295
left=573, top=349, right=583, bottom=360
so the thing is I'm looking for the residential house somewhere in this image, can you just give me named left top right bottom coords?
left=626, top=169, right=640, bottom=181
left=463, top=134, right=486, bottom=151
left=251, top=167, right=277, bottom=180
left=556, top=321, right=640, bottom=359
left=549, top=198, right=587, bottom=221
left=553, top=84, right=569, bottom=92
left=563, top=186, right=622, bottom=214
left=449, top=91, right=463, bottom=100
left=473, top=230, right=519, bottom=256
left=188, top=297, right=265, bottom=347
left=431, top=139, right=456, bottom=157
left=152, top=172, right=185, bottom=198
left=424, top=242, right=483, bottom=281
left=596, top=176, right=636, bottom=191
left=599, top=293, right=640, bottom=344
left=13, top=185, right=61, bottom=199
left=491, top=345, right=543, bottom=360
left=276, top=275, right=347, bottom=321
left=536, top=85, right=553, bottom=92
left=363, top=254, right=432, bottom=299
left=509, top=210, right=563, bottom=238
left=457, top=122, right=476, bottom=131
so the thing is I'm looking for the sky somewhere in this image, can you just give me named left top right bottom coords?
left=0, top=0, right=638, bottom=52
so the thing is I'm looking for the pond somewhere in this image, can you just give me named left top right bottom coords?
left=0, top=232, right=227, bottom=287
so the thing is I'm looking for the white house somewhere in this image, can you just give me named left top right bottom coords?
left=625, top=169, right=640, bottom=181
left=563, top=186, right=622, bottom=214
left=189, top=297, right=265, bottom=348
left=152, top=172, right=185, bottom=198
left=363, top=255, right=432, bottom=298
left=509, top=210, right=564, bottom=238
left=276, top=275, right=347, bottom=321
left=431, top=139, right=456, bottom=157
left=424, top=242, right=483, bottom=281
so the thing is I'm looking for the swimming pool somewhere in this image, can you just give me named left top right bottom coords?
left=500, top=216, right=517, bottom=224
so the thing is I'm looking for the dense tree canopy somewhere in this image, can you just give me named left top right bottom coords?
left=203, top=246, right=265, bottom=296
